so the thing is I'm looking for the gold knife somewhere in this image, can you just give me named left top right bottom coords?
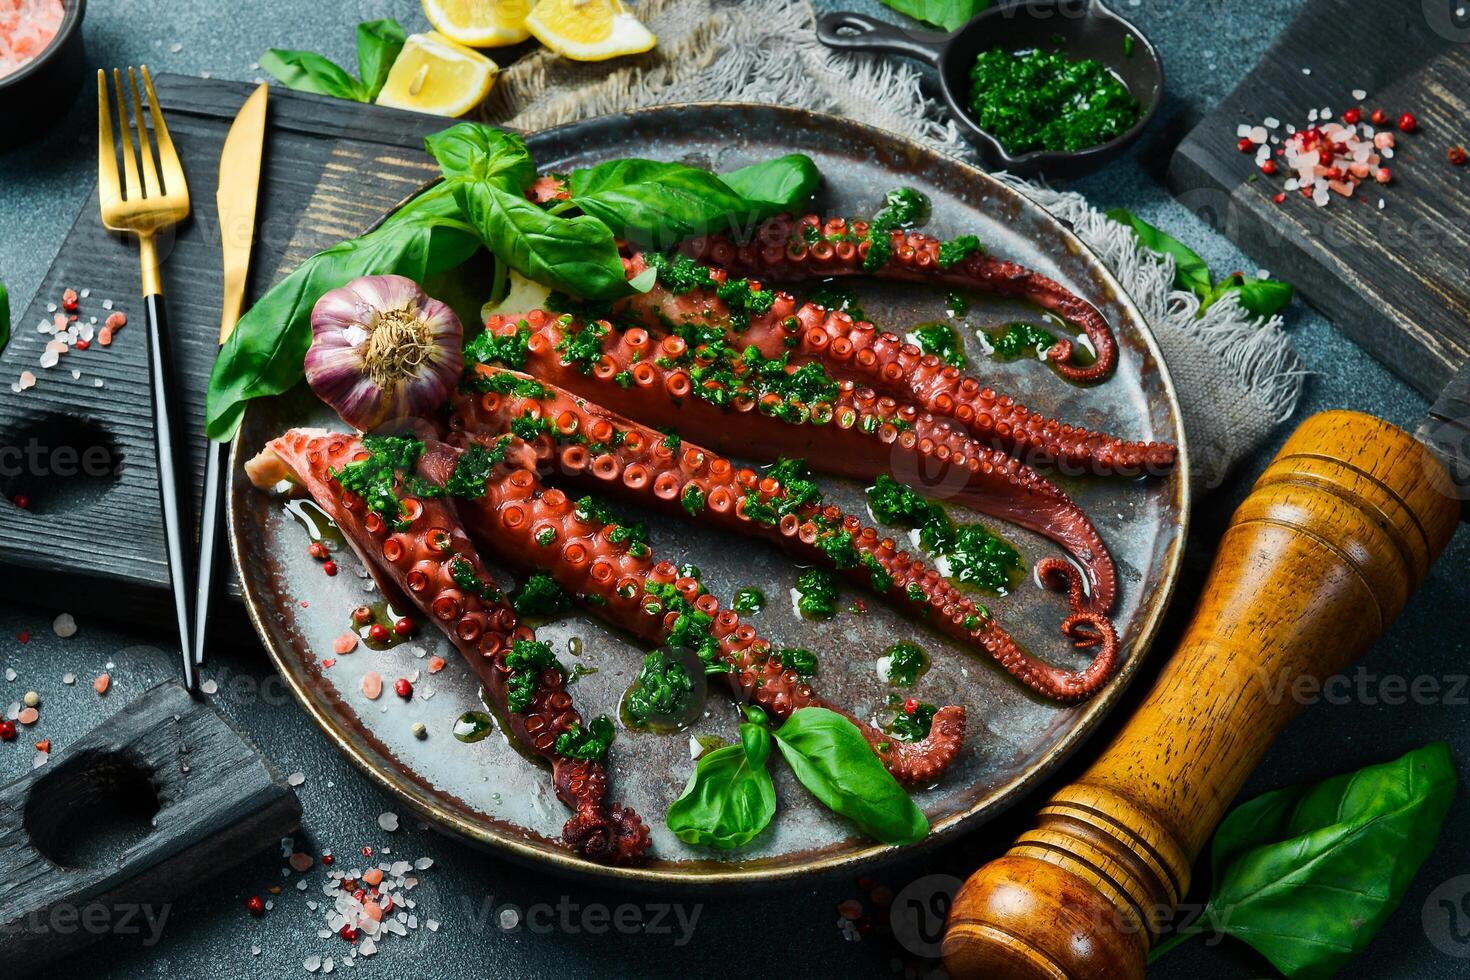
left=194, top=82, right=268, bottom=671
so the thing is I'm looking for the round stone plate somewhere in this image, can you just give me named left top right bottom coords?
left=229, top=104, right=1189, bottom=886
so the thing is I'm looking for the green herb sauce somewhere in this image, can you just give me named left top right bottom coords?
left=909, top=322, right=968, bottom=368
left=967, top=48, right=1140, bottom=155
left=776, top=647, right=819, bottom=679
left=623, top=650, right=695, bottom=729
left=732, top=587, right=766, bottom=614
left=554, top=715, right=615, bottom=761
left=989, top=321, right=1059, bottom=360
left=886, top=698, right=939, bottom=743
left=880, top=642, right=930, bottom=687
left=867, top=475, right=1022, bottom=594
left=504, top=639, right=562, bottom=714
left=452, top=711, right=496, bottom=743
left=795, top=567, right=840, bottom=619
left=510, top=571, right=574, bottom=618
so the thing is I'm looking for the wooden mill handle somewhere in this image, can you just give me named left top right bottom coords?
left=942, top=410, right=1462, bottom=980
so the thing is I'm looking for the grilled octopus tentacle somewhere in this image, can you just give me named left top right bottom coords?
left=451, top=368, right=1119, bottom=703
left=415, top=439, right=965, bottom=786
left=615, top=254, right=1173, bottom=476
left=246, top=429, right=650, bottom=864
left=475, top=312, right=1118, bottom=614
left=687, top=213, right=1119, bottom=384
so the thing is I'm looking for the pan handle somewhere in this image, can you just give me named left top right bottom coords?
left=815, top=12, right=947, bottom=67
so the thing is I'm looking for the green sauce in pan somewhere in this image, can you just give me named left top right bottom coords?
left=967, top=48, right=1139, bottom=155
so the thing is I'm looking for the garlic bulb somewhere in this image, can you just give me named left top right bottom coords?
left=305, top=275, right=463, bottom=432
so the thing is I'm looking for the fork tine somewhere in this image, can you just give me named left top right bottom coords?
left=140, top=67, right=187, bottom=200
left=96, top=69, right=120, bottom=208
left=113, top=68, right=141, bottom=201
left=127, top=67, right=161, bottom=198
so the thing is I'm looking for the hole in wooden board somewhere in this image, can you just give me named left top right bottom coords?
left=0, top=412, right=122, bottom=515
left=24, top=750, right=161, bottom=868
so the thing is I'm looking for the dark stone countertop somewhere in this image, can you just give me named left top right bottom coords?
left=0, top=1, right=1466, bottom=978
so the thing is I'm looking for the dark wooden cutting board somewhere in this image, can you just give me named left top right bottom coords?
left=1167, top=0, right=1470, bottom=469
left=0, top=76, right=450, bottom=622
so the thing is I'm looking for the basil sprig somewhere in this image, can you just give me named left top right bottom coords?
left=666, top=706, right=928, bottom=850
left=261, top=18, right=405, bottom=103
left=878, top=1, right=992, bottom=32
left=1106, top=208, right=1294, bottom=320
left=205, top=121, right=820, bottom=440
left=1151, top=742, right=1457, bottom=977
left=666, top=708, right=777, bottom=849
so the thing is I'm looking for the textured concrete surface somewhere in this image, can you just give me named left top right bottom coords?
left=0, top=1, right=1466, bottom=978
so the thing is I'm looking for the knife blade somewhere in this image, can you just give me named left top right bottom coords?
left=215, top=82, right=268, bottom=344
left=194, top=83, right=268, bottom=672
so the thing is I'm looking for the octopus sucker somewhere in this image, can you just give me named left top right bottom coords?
left=449, top=366, right=1121, bottom=700
left=469, top=318, right=1120, bottom=615
left=247, top=429, right=650, bottom=865
left=415, top=436, right=966, bottom=786
left=612, top=251, right=1175, bottom=476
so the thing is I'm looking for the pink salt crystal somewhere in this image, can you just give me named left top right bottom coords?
left=0, top=0, right=64, bottom=80
left=1374, top=132, right=1395, bottom=149
left=362, top=868, right=384, bottom=886
left=364, top=901, right=383, bottom=922
left=289, top=852, right=314, bottom=873
left=427, top=657, right=445, bottom=674
left=1329, top=180, right=1355, bottom=197
left=333, top=632, right=358, bottom=655
left=93, top=672, right=110, bottom=694
left=361, top=671, right=382, bottom=700
left=17, top=707, right=38, bottom=726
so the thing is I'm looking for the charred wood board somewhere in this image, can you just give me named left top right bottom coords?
left=0, top=76, right=448, bottom=626
left=0, top=680, right=300, bottom=971
left=1167, top=0, right=1470, bottom=501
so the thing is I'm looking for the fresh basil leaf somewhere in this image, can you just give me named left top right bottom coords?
left=567, top=159, right=751, bottom=248
left=259, top=49, right=366, bottom=102
left=772, top=707, right=928, bottom=845
left=0, top=282, right=9, bottom=355
left=355, top=19, right=406, bottom=101
left=425, top=123, right=537, bottom=190
left=1152, top=742, right=1456, bottom=978
left=878, top=0, right=991, bottom=32
left=205, top=183, right=479, bottom=440
left=719, top=154, right=823, bottom=221
left=1105, top=208, right=1212, bottom=300
left=1200, top=272, right=1294, bottom=320
left=454, top=180, right=640, bottom=300
left=666, top=722, right=776, bottom=849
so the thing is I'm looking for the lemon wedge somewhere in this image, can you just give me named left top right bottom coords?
left=421, top=0, right=533, bottom=47
left=375, top=32, right=498, bottom=117
left=525, top=0, right=657, bottom=61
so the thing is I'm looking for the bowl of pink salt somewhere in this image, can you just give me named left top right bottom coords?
left=0, top=0, right=86, bottom=149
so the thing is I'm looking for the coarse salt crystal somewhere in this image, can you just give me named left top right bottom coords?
left=1314, top=188, right=1330, bottom=206
left=45, top=303, right=56, bottom=313
left=201, top=678, right=219, bottom=695
left=39, top=350, right=58, bottom=369
left=378, top=811, right=400, bottom=832
left=305, top=956, right=322, bottom=972
left=288, top=771, right=306, bottom=786
left=1264, top=116, right=1280, bottom=129
left=1353, top=88, right=1367, bottom=100
left=1249, top=126, right=1268, bottom=144
left=62, top=673, right=75, bottom=685
left=94, top=378, right=104, bottom=388
left=1302, top=67, right=1312, bottom=75
left=52, top=613, right=76, bottom=637
left=4, top=669, right=14, bottom=681
left=102, top=298, right=114, bottom=310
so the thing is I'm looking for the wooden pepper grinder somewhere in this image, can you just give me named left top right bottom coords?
left=942, top=410, right=1462, bottom=979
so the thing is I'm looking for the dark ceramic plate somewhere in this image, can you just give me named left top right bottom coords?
left=229, top=104, right=1189, bottom=886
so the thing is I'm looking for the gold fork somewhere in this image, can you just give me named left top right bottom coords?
left=98, top=66, right=198, bottom=691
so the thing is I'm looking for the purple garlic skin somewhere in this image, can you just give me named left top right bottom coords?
left=305, top=274, right=463, bottom=432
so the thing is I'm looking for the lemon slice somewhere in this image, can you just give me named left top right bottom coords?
left=525, top=0, right=657, bottom=61
left=421, top=0, right=533, bottom=47
left=375, top=32, right=498, bottom=117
